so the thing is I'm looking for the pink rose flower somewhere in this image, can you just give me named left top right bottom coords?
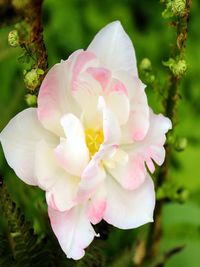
left=0, top=21, right=172, bottom=260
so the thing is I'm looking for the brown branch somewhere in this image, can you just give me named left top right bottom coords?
left=27, top=0, right=48, bottom=72
left=135, top=1, right=192, bottom=266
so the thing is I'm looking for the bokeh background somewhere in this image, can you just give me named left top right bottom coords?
left=0, top=1, right=200, bottom=266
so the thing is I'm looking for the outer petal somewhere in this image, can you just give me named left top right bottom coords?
left=35, top=141, right=79, bottom=211
left=55, top=114, right=89, bottom=177
left=103, top=174, right=155, bottom=229
left=0, top=108, right=56, bottom=185
left=87, top=21, right=138, bottom=76
left=48, top=205, right=96, bottom=260
left=131, top=109, right=172, bottom=172
left=86, top=182, right=107, bottom=225
left=112, top=110, right=172, bottom=191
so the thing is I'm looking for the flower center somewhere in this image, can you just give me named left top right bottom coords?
left=85, top=128, right=104, bottom=158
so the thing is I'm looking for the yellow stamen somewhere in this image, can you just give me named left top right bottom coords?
left=85, top=128, right=104, bottom=158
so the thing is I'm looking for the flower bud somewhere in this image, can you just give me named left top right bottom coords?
left=8, top=30, right=20, bottom=47
left=175, top=137, right=187, bottom=152
left=163, top=58, right=187, bottom=77
left=139, top=58, right=151, bottom=71
left=25, top=94, right=37, bottom=106
left=24, top=69, right=40, bottom=90
left=174, top=59, right=187, bottom=76
left=12, top=0, right=29, bottom=10
left=172, top=0, right=186, bottom=16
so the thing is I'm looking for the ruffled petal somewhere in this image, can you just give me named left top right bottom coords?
left=48, top=205, right=96, bottom=260
left=103, top=174, right=155, bottom=229
left=55, top=114, right=89, bottom=177
left=87, top=21, right=138, bottom=76
left=111, top=109, right=171, bottom=191
left=35, top=141, right=79, bottom=211
left=0, top=108, right=56, bottom=185
left=131, top=109, right=172, bottom=173
left=38, top=50, right=97, bottom=136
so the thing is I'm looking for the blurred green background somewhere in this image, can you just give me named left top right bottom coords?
left=0, top=0, right=200, bottom=266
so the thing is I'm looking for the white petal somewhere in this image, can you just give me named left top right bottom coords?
left=103, top=174, right=155, bottom=229
left=86, top=182, right=107, bottom=225
left=105, top=91, right=130, bottom=126
left=118, top=74, right=150, bottom=142
left=72, top=71, right=102, bottom=128
left=46, top=176, right=79, bottom=212
left=0, top=108, right=56, bottom=185
left=35, top=141, right=79, bottom=211
left=48, top=205, right=96, bottom=260
left=55, top=114, right=89, bottom=177
left=77, top=157, right=106, bottom=202
left=87, top=21, right=138, bottom=76
left=98, top=96, right=121, bottom=145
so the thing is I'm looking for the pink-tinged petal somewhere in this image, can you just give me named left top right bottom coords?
left=72, top=51, right=98, bottom=82
left=87, top=183, right=107, bottom=225
left=0, top=108, right=56, bottom=186
left=114, top=109, right=171, bottom=189
left=37, top=50, right=89, bottom=136
left=103, top=174, right=155, bottom=229
left=86, top=67, right=111, bottom=91
left=48, top=205, right=96, bottom=260
left=87, top=21, right=138, bottom=76
left=86, top=68, right=130, bottom=125
left=98, top=96, right=121, bottom=145
left=35, top=141, right=79, bottom=211
left=107, top=152, right=146, bottom=191
left=132, top=109, right=172, bottom=172
left=76, top=157, right=106, bottom=202
left=55, top=114, right=89, bottom=177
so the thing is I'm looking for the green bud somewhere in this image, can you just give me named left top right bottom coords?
left=167, top=133, right=175, bottom=145
left=25, top=94, right=37, bottom=106
left=172, top=0, right=186, bottom=16
left=8, top=30, right=20, bottom=47
left=24, top=69, right=40, bottom=90
left=177, top=188, right=189, bottom=203
left=140, top=58, right=152, bottom=71
left=163, top=58, right=187, bottom=77
left=37, top=68, right=45, bottom=75
left=12, top=0, right=29, bottom=10
left=162, top=1, right=174, bottom=19
left=174, top=59, right=187, bottom=76
left=175, top=137, right=187, bottom=152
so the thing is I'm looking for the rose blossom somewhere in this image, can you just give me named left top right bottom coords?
left=0, top=21, right=172, bottom=260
